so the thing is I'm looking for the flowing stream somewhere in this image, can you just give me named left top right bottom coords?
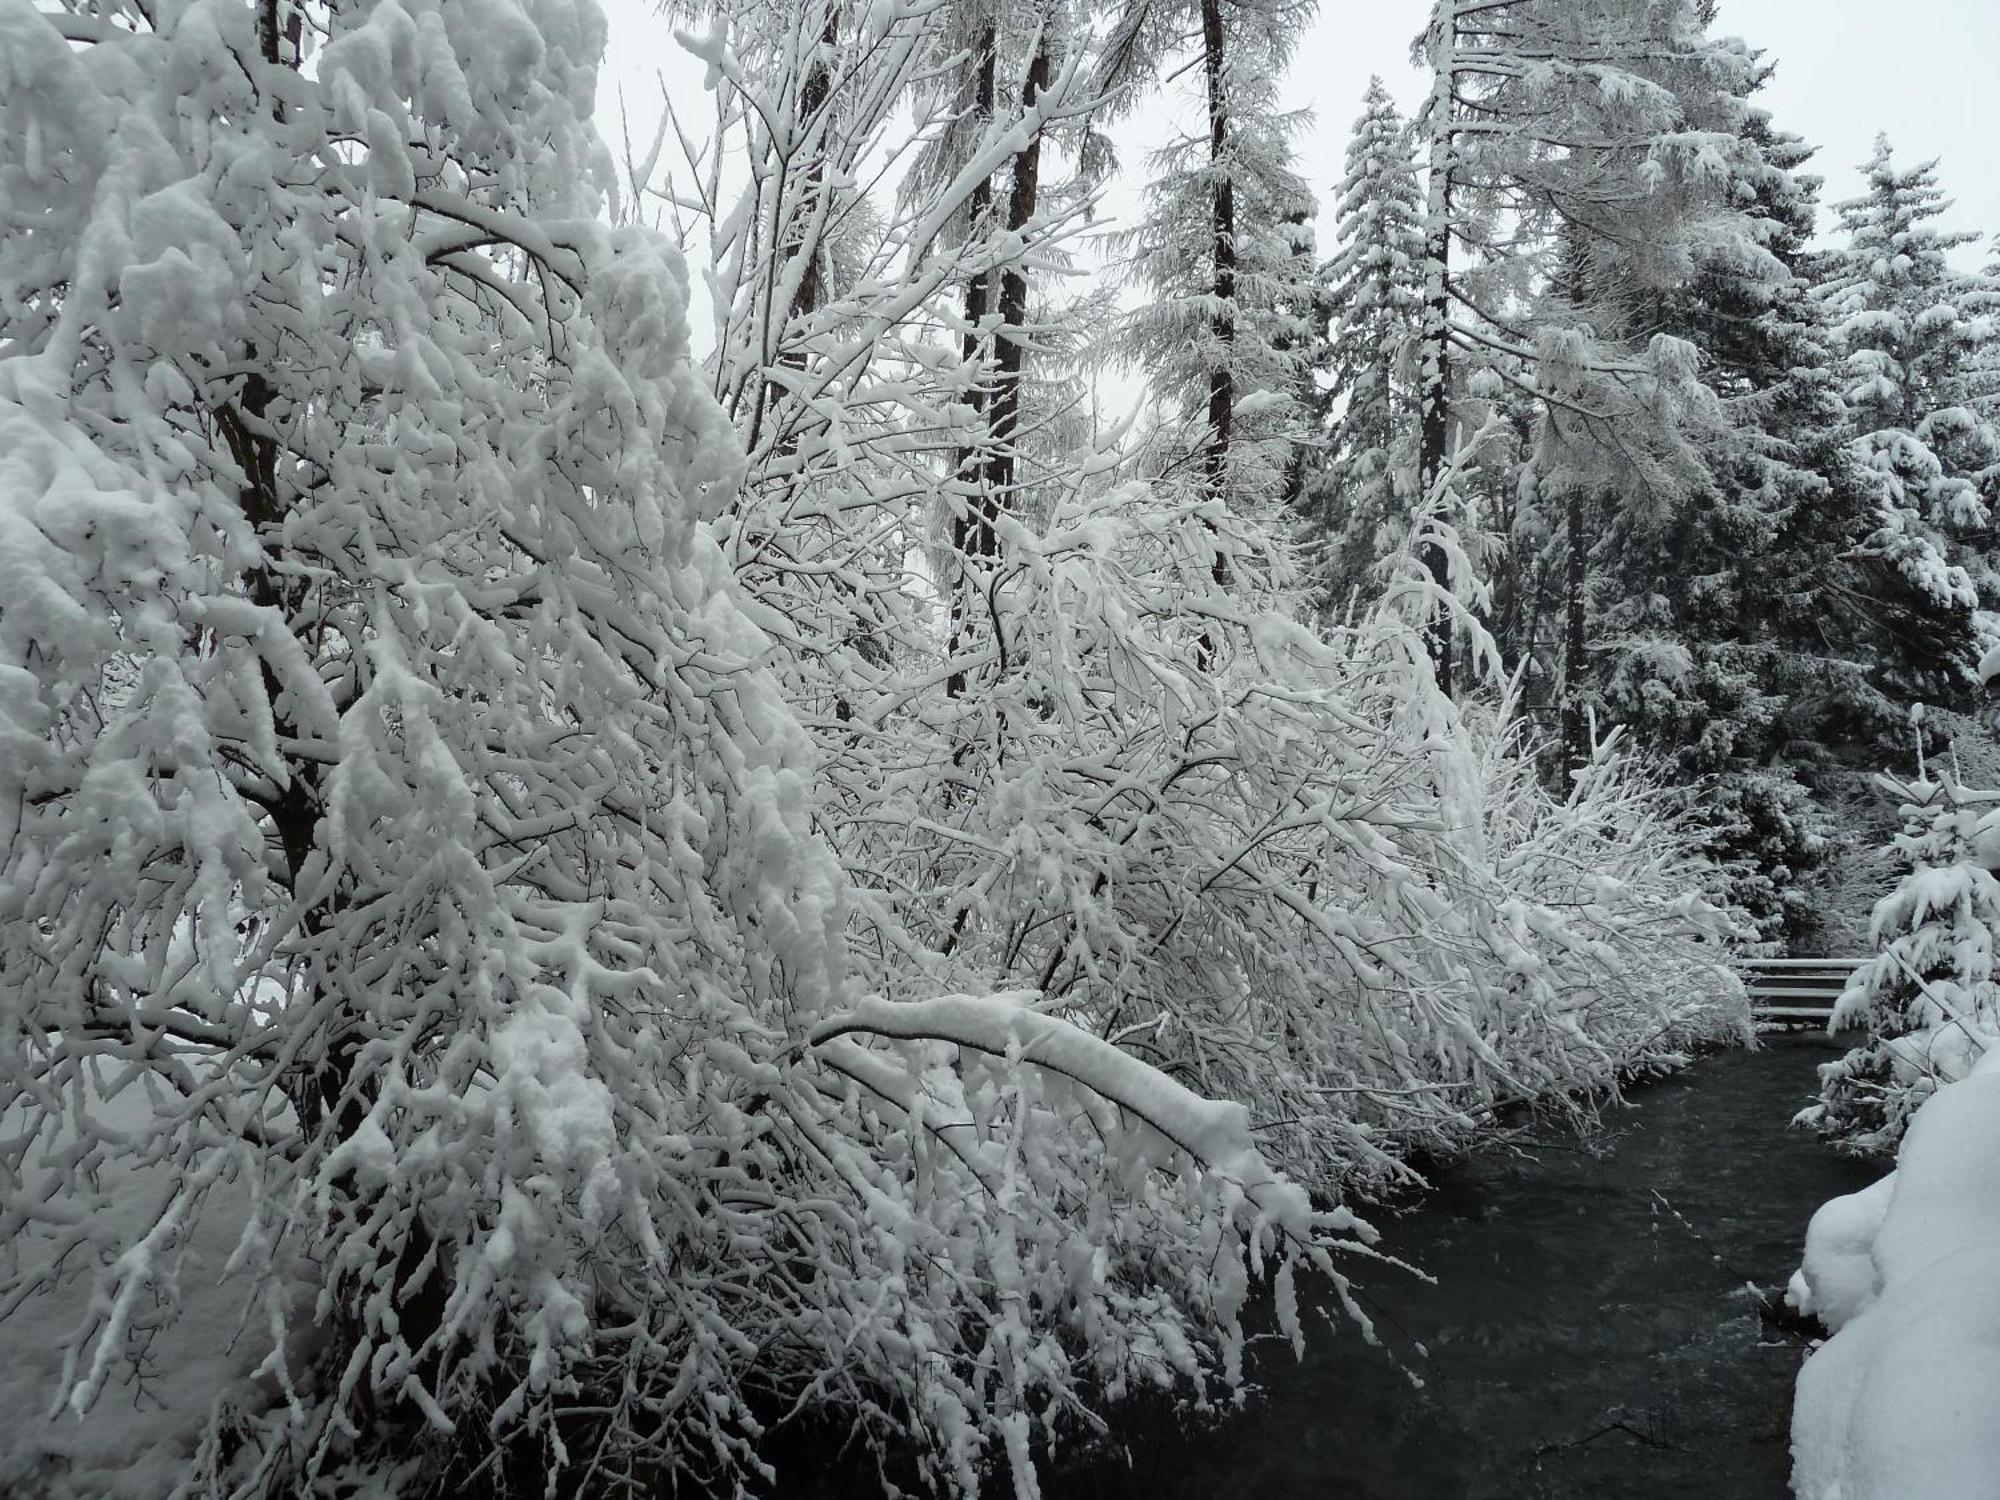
left=1036, top=1031, right=1887, bottom=1500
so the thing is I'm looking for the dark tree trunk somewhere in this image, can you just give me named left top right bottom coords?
left=1197, top=0, right=1234, bottom=667
left=1416, top=229, right=1453, bottom=698
left=1561, top=487, right=1591, bottom=781
left=1416, top=0, right=1457, bottom=697
left=753, top=4, right=841, bottom=463
left=790, top=7, right=840, bottom=330
left=1200, top=0, right=1235, bottom=500
left=983, top=37, right=1050, bottom=504
left=947, top=23, right=1000, bottom=699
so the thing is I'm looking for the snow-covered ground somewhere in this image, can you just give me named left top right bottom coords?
left=1788, top=1039, right=2000, bottom=1498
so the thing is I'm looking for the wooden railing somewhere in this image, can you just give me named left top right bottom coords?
left=1741, top=957, right=1867, bottom=1027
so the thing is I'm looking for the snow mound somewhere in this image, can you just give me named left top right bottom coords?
left=1785, top=1173, right=1892, bottom=1331
left=1790, top=1044, right=2000, bottom=1498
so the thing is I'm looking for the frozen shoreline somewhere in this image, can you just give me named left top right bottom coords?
left=1788, top=1041, right=2000, bottom=1500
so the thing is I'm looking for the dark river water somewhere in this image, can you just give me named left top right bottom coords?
left=1034, top=1031, right=1886, bottom=1500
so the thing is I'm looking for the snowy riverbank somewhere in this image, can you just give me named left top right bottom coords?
left=1788, top=1042, right=2000, bottom=1498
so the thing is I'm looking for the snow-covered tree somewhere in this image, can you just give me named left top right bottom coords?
left=1098, top=0, right=1315, bottom=494
left=1584, top=110, right=2000, bottom=945
left=0, top=4, right=1376, bottom=1493
left=1802, top=775, right=2000, bottom=1154
left=1572, top=107, right=1837, bottom=943
left=1412, top=0, right=1777, bottom=713
left=1817, top=138, right=2000, bottom=660
left=1121, top=76, right=1320, bottom=506
left=1304, top=78, right=1426, bottom=615
left=1665, top=119, right=1974, bottom=716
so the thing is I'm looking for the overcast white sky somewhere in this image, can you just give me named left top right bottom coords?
left=1266, top=0, right=2000, bottom=254
left=596, top=0, right=2000, bottom=286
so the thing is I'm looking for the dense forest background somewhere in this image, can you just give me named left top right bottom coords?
left=604, top=0, right=2000, bottom=951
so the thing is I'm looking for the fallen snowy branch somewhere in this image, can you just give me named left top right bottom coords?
left=811, top=991, right=1378, bottom=1257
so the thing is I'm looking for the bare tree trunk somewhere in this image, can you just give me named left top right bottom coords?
left=239, top=0, right=351, bottom=1172
left=1197, top=0, right=1234, bottom=668
left=1200, top=0, right=1234, bottom=501
left=983, top=35, right=1050, bottom=504
left=246, top=0, right=453, bottom=1401
left=947, top=22, right=999, bottom=699
left=790, top=6, right=840, bottom=329
left=744, top=2, right=839, bottom=461
left=1561, top=487, right=1590, bottom=782
left=1416, top=0, right=1457, bottom=697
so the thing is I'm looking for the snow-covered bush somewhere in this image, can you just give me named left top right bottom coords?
left=838, top=469, right=1747, bottom=1202
left=1787, top=1045, right=2000, bottom=1500
left=647, top=0, right=1745, bottom=1214
left=0, top=4, right=1370, bottom=1495
left=1799, top=775, right=2000, bottom=1154
left=0, top=1, right=1758, bottom=1493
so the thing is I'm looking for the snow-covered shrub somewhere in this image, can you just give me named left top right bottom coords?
left=0, top=4, right=1370, bottom=1495
left=647, top=0, right=1747, bottom=1219
left=840, top=471, right=1747, bottom=1202
left=1799, top=775, right=2000, bottom=1154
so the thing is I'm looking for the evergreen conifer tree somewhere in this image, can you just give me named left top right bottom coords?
left=1555, top=114, right=1990, bottom=944
left=1803, top=775, right=2000, bottom=1153
left=1588, top=115, right=1851, bottom=942
left=1817, top=138, right=2000, bottom=665
left=1409, top=0, right=1771, bottom=697
left=1305, top=78, right=1426, bottom=615
left=1119, top=8, right=1320, bottom=508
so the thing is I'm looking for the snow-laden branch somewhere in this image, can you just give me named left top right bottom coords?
left=812, top=991, right=1375, bottom=1252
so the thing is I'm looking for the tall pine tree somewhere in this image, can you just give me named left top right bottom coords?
left=1817, top=137, right=2000, bottom=674
left=1119, top=0, right=1321, bottom=509
left=1306, top=78, right=1426, bottom=616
